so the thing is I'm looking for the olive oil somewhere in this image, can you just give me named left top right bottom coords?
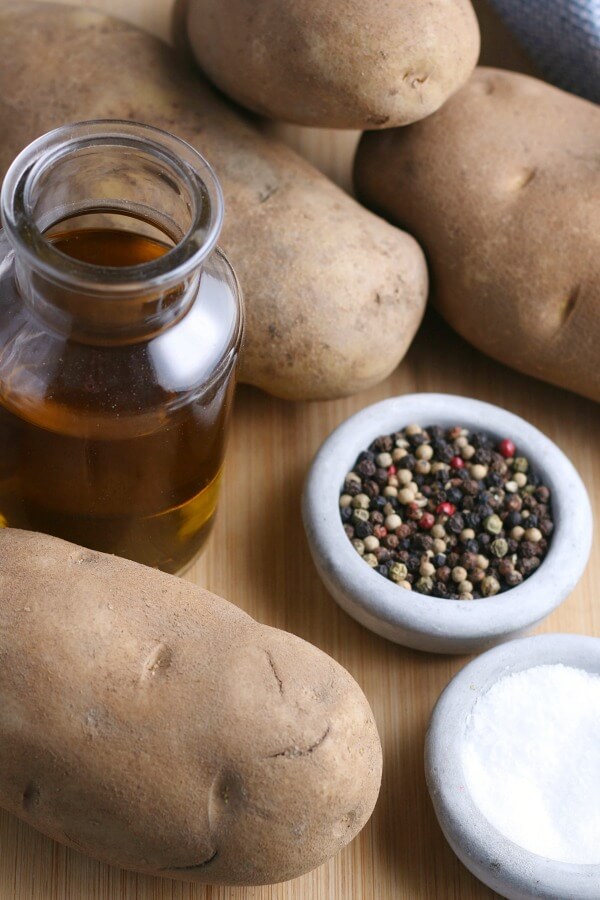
left=0, top=224, right=238, bottom=573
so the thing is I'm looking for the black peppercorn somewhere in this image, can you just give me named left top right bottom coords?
left=355, top=521, right=373, bottom=539
left=447, top=513, right=465, bottom=534
left=373, top=435, right=393, bottom=452
left=504, top=511, right=522, bottom=528
left=363, top=479, right=380, bottom=498
left=357, top=459, right=376, bottom=478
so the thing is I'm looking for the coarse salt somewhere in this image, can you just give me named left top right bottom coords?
left=462, top=664, right=600, bottom=864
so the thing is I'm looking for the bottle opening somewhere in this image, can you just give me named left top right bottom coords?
left=45, top=210, right=175, bottom=268
left=1, top=120, right=224, bottom=294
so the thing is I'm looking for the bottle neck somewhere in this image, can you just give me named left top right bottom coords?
left=1, top=121, right=224, bottom=344
left=14, top=251, right=200, bottom=344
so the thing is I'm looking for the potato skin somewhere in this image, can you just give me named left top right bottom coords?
left=184, top=0, right=480, bottom=129
left=0, top=3, right=428, bottom=402
left=355, top=68, right=600, bottom=401
left=0, top=529, right=382, bottom=884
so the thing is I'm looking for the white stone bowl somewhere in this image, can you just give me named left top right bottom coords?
left=425, top=633, right=600, bottom=900
left=302, top=394, right=592, bottom=654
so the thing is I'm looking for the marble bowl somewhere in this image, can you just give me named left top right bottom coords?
left=425, top=633, right=600, bottom=900
left=302, top=394, right=592, bottom=654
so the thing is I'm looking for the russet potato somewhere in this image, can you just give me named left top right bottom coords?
left=0, top=529, right=382, bottom=884
left=183, top=0, right=481, bottom=130
left=355, top=68, right=600, bottom=401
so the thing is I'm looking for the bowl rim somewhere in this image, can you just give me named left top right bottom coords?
left=302, top=393, right=593, bottom=651
left=425, top=633, right=600, bottom=899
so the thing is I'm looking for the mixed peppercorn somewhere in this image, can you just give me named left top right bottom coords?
left=339, top=424, right=554, bottom=599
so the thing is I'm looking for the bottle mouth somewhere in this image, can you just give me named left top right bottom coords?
left=0, top=120, right=225, bottom=295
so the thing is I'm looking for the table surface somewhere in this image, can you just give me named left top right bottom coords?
left=1, top=3, right=597, bottom=899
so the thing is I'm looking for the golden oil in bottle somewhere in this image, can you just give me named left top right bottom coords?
left=0, top=123, right=243, bottom=572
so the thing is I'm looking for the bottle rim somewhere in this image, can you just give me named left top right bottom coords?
left=0, top=120, right=225, bottom=294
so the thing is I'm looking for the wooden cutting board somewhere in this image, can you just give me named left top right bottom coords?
left=0, top=3, right=596, bottom=899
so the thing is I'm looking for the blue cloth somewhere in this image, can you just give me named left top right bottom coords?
left=487, top=0, right=600, bottom=103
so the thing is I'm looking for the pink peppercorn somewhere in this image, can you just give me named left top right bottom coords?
left=450, top=456, right=465, bottom=469
left=419, top=512, right=435, bottom=530
left=373, top=525, right=388, bottom=540
left=387, top=465, right=397, bottom=475
left=436, top=501, right=456, bottom=516
left=499, top=438, right=516, bottom=459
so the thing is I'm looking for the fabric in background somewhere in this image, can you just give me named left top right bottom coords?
left=487, top=0, right=600, bottom=102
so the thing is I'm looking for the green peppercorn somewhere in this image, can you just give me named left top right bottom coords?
left=481, top=575, right=501, bottom=596
left=363, top=553, right=378, bottom=568
left=352, top=538, right=365, bottom=556
left=352, top=508, right=370, bottom=524
left=491, top=538, right=509, bottom=558
left=513, top=457, right=529, bottom=473
left=484, top=514, right=503, bottom=535
left=415, top=576, right=434, bottom=593
left=389, top=562, right=408, bottom=583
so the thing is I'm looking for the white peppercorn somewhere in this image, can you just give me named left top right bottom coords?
left=385, top=514, right=402, bottom=531
left=416, top=444, right=434, bottom=460
left=363, top=535, right=380, bottom=552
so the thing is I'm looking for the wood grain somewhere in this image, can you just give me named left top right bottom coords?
left=2, top=3, right=597, bottom=899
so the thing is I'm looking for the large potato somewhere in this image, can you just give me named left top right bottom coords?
left=355, top=68, right=600, bottom=402
left=0, top=529, right=382, bottom=885
left=0, top=2, right=428, bottom=402
left=182, top=0, right=480, bottom=130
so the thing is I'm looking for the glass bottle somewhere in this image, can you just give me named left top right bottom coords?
left=0, top=121, right=243, bottom=573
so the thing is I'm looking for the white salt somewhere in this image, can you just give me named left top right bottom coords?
left=462, top=663, right=600, bottom=864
